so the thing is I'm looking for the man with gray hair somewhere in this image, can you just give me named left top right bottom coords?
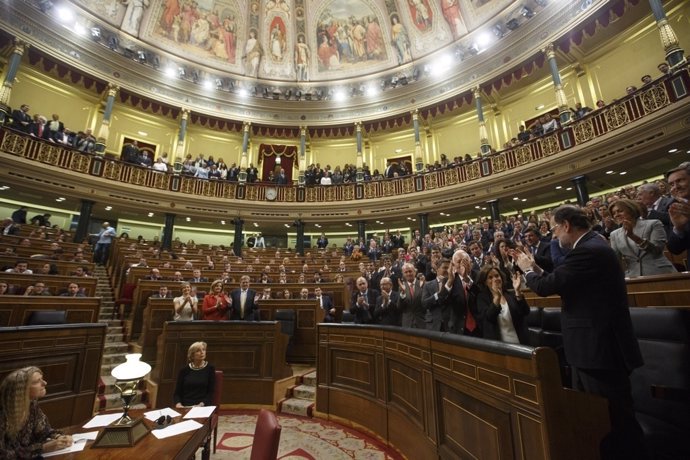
left=637, top=182, right=673, bottom=236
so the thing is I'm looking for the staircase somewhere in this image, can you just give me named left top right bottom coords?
left=278, top=370, right=316, bottom=417
left=92, top=265, right=144, bottom=412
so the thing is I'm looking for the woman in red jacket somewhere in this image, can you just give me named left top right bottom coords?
left=201, top=280, right=232, bottom=320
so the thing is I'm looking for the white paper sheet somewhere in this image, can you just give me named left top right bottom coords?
left=82, top=413, right=122, bottom=428
left=144, top=407, right=182, bottom=421
left=183, top=406, right=216, bottom=419
left=41, top=432, right=97, bottom=458
left=150, top=419, right=203, bottom=439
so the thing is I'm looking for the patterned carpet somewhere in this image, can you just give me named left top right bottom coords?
left=210, top=411, right=404, bottom=459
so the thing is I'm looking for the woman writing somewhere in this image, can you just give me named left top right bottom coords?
left=173, top=342, right=215, bottom=408
left=475, top=266, right=530, bottom=344
left=173, top=282, right=198, bottom=321
left=608, top=198, right=676, bottom=277
left=0, top=366, right=73, bottom=458
left=201, top=280, right=232, bottom=320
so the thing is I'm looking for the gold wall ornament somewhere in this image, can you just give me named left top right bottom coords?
left=283, top=186, right=296, bottom=202
left=465, top=161, right=481, bottom=180
left=103, top=160, right=122, bottom=180
left=491, top=154, right=507, bottom=173
left=573, top=119, right=595, bottom=144
left=540, top=135, right=560, bottom=156
left=382, top=180, right=395, bottom=196
left=1, top=132, right=27, bottom=155
left=364, top=181, right=378, bottom=198
left=36, top=143, right=59, bottom=165
left=151, top=171, right=168, bottom=190
left=324, top=186, right=335, bottom=201
left=514, top=145, right=532, bottom=166
left=604, top=104, right=630, bottom=129
left=129, top=168, right=146, bottom=186
left=70, top=152, right=91, bottom=173
left=401, top=176, right=415, bottom=194
left=245, top=184, right=259, bottom=201
left=179, top=176, right=194, bottom=194
left=306, top=187, right=317, bottom=202
left=424, top=173, right=438, bottom=190
left=640, top=85, right=670, bottom=114
left=442, top=169, right=457, bottom=185
left=342, top=185, right=355, bottom=200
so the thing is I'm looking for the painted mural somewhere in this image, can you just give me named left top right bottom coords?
left=67, top=0, right=515, bottom=81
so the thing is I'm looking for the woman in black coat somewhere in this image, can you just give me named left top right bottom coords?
left=475, top=266, right=530, bottom=345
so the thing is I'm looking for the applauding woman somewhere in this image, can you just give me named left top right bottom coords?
left=173, top=342, right=215, bottom=408
left=173, top=283, right=198, bottom=321
left=475, top=266, right=530, bottom=345
left=0, top=367, right=73, bottom=458
left=608, top=199, right=676, bottom=277
left=202, top=280, right=232, bottom=320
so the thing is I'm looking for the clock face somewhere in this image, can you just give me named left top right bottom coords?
left=266, top=188, right=277, bottom=200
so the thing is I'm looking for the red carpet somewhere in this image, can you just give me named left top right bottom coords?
left=213, top=410, right=404, bottom=459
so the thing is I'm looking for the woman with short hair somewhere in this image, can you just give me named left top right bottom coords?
left=0, top=366, right=73, bottom=457
left=173, top=282, right=198, bottom=321
left=608, top=199, right=676, bottom=277
left=173, top=342, right=216, bottom=408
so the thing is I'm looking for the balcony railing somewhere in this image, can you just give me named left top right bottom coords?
left=1, top=64, right=688, bottom=203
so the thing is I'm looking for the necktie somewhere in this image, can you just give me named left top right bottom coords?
left=409, top=283, right=414, bottom=297
left=463, top=283, right=476, bottom=332
left=38, top=125, right=43, bottom=137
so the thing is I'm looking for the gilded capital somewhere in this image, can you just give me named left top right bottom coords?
left=543, top=43, right=556, bottom=60
left=106, top=84, right=119, bottom=98
left=472, top=86, right=482, bottom=100
left=180, top=108, right=190, bottom=120
left=12, top=40, right=28, bottom=56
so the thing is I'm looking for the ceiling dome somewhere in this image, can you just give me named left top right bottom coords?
left=12, top=0, right=608, bottom=124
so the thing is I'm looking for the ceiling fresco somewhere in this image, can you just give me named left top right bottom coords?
left=70, top=0, right=514, bottom=81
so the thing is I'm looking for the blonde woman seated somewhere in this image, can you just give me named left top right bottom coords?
left=173, top=282, right=198, bottom=321
left=0, top=367, right=73, bottom=457
left=608, top=199, right=676, bottom=277
left=475, top=266, right=530, bottom=345
left=173, top=342, right=215, bottom=408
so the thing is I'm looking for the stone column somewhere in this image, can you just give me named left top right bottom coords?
left=543, top=44, right=571, bottom=124
left=412, top=109, right=424, bottom=172
left=473, top=87, right=491, bottom=156
left=0, top=40, right=28, bottom=123
left=173, top=108, right=189, bottom=172
left=355, top=122, right=364, bottom=182
left=233, top=218, right=244, bottom=257
left=73, top=200, right=94, bottom=243
left=648, top=0, right=685, bottom=66
left=418, top=213, right=429, bottom=237
left=295, top=219, right=305, bottom=256
left=571, top=175, right=589, bottom=207
left=94, top=84, right=119, bottom=154
left=238, top=121, right=251, bottom=183
left=487, top=199, right=500, bottom=223
left=161, top=213, right=176, bottom=251
left=298, top=126, right=307, bottom=186
left=357, top=220, right=366, bottom=244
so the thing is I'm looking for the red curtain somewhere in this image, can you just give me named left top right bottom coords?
left=258, top=144, right=297, bottom=182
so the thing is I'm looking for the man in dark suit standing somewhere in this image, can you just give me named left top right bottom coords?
left=524, top=228, right=553, bottom=272
left=314, top=286, right=335, bottom=322
left=228, top=275, right=258, bottom=321
left=516, top=205, right=646, bottom=460
left=316, top=233, right=329, bottom=249
left=373, top=277, right=401, bottom=326
left=398, top=262, right=425, bottom=328
left=349, top=277, right=379, bottom=324
left=10, top=104, right=32, bottom=133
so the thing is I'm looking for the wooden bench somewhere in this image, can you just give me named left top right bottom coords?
left=0, top=255, right=95, bottom=277
left=0, top=273, right=98, bottom=296
left=0, top=296, right=101, bottom=326
left=523, top=272, right=690, bottom=308
left=317, top=324, right=610, bottom=459
left=149, top=321, right=292, bottom=408
left=0, top=323, right=106, bottom=427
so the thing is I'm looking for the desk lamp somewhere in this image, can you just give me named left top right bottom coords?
left=93, top=353, right=151, bottom=448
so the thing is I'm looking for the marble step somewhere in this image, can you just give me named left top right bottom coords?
left=101, top=353, right=130, bottom=368
left=96, top=391, right=149, bottom=412
left=302, top=371, right=317, bottom=387
left=291, top=384, right=315, bottom=401
left=105, top=333, right=124, bottom=343
left=98, top=319, right=122, bottom=327
left=104, top=342, right=128, bottom=355
left=279, top=398, right=314, bottom=417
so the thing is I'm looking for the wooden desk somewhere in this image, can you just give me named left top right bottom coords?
left=62, top=408, right=211, bottom=460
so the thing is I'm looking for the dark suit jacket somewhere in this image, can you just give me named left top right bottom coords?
left=667, top=222, right=690, bottom=266
left=525, top=231, right=643, bottom=371
left=316, top=237, right=329, bottom=249
left=11, top=109, right=32, bottom=133
left=475, top=288, right=530, bottom=344
left=422, top=275, right=477, bottom=334
left=532, top=241, right=554, bottom=272
left=647, top=195, right=674, bottom=237
left=350, top=289, right=379, bottom=324
left=373, top=290, right=401, bottom=326
left=228, top=288, right=259, bottom=320
left=398, top=280, right=425, bottom=328
left=30, top=123, right=51, bottom=140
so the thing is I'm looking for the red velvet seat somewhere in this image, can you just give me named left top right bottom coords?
left=211, top=370, right=223, bottom=453
left=250, top=409, right=282, bottom=460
